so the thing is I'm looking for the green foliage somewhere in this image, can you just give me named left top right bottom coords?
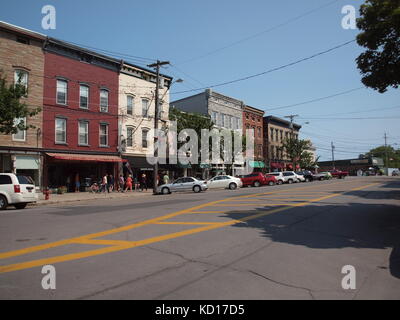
left=365, top=145, right=400, bottom=167
left=356, top=0, right=400, bottom=93
left=169, top=107, right=214, bottom=136
left=0, top=72, right=41, bottom=134
left=280, top=138, right=313, bottom=169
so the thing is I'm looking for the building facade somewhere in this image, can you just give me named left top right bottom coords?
left=243, top=105, right=265, bottom=170
left=263, top=116, right=301, bottom=172
left=0, top=22, right=46, bottom=186
left=42, top=38, right=122, bottom=191
left=171, top=89, right=244, bottom=176
left=119, top=62, right=172, bottom=185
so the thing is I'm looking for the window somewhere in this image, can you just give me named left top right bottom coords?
left=211, top=111, right=218, bottom=124
left=14, top=69, right=28, bottom=94
left=127, top=95, right=134, bottom=115
left=99, top=124, right=108, bottom=146
left=79, top=85, right=89, bottom=109
left=12, top=117, right=26, bottom=141
left=55, top=118, right=66, bottom=144
left=258, top=127, right=261, bottom=138
left=126, top=127, right=134, bottom=147
left=0, top=175, right=12, bottom=185
left=236, top=117, right=240, bottom=130
left=142, top=99, right=149, bottom=117
left=221, top=114, right=225, bottom=127
left=56, top=80, right=67, bottom=105
left=142, top=129, right=148, bottom=148
left=270, top=128, right=274, bottom=141
left=280, top=130, right=283, bottom=141
left=78, top=121, right=89, bottom=145
left=100, top=89, right=109, bottom=112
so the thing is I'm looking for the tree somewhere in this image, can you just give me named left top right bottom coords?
left=365, top=145, right=400, bottom=167
left=280, top=138, right=313, bottom=169
left=356, top=0, right=400, bottom=93
left=299, top=152, right=320, bottom=170
left=0, top=72, right=41, bottom=134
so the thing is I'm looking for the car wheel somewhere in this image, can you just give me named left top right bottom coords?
left=193, top=185, right=201, bottom=193
left=268, top=181, right=275, bottom=186
left=253, top=181, right=261, bottom=187
left=162, top=187, right=170, bottom=195
left=14, top=203, right=27, bottom=210
left=319, top=177, right=324, bottom=181
left=0, top=195, right=7, bottom=210
left=229, top=183, right=237, bottom=190
left=277, top=180, right=283, bottom=185
left=305, top=177, right=310, bottom=182
left=288, top=179, right=293, bottom=184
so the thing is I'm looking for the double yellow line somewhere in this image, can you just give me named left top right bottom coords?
left=0, top=181, right=378, bottom=274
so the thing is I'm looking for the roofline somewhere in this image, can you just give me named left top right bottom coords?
left=0, top=20, right=46, bottom=41
left=244, top=105, right=265, bottom=115
left=123, top=61, right=172, bottom=81
left=264, top=115, right=301, bottom=129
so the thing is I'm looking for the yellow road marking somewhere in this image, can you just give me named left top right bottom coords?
left=214, top=203, right=298, bottom=207
left=72, top=239, right=134, bottom=246
left=0, top=181, right=378, bottom=274
left=188, top=211, right=227, bottom=214
left=155, top=222, right=219, bottom=225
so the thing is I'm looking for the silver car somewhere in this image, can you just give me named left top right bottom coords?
left=158, top=177, right=208, bottom=194
left=207, top=175, right=243, bottom=190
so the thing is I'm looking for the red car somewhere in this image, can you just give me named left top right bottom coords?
left=239, top=173, right=277, bottom=187
left=330, top=170, right=349, bottom=179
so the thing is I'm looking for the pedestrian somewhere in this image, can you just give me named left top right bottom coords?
left=108, top=174, right=114, bottom=192
left=125, top=174, right=133, bottom=192
left=75, top=173, right=80, bottom=193
left=141, top=173, right=147, bottom=191
left=134, top=175, right=140, bottom=191
left=163, top=173, right=169, bottom=185
left=118, top=174, right=125, bottom=192
left=101, top=174, right=108, bottom=193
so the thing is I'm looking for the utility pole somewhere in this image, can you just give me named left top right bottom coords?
left=331, top=141, right=335, bottom=170
left=147, top=60, right=170, bottom=195
left=384, top=132, right=388, bottom=175
left=284, top=114, right=299, bottom=139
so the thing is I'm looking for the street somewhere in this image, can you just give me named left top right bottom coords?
left=0, top=176, right=399, bottom=299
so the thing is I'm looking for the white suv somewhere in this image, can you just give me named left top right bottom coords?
left=0, top=173, right=38, bottom=210
left=267, top=172, right=285, bottom=185
left=282, top=171, right=299, bottom=184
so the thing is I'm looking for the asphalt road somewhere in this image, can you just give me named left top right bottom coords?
left=0, top=176, right=399, bottom=300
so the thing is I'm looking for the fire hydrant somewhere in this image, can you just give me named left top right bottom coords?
left=43, top=188, right=50, bottom=200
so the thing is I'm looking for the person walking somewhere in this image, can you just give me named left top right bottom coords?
left=163, top=173, right=170, bottom=185
left=118, top=175, right=125, bottom=192
left=141, top=173, right=147, bottom=191
left=101, top=174, right=108, bottom=193
left=125, top=174, right=133, bottom=192
left=74, top=173, right=80, bottom=193
left=134, top=175, right=140, bottom=191
left=108, top=174, right=115, bottom=192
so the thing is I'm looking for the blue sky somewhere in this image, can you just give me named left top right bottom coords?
left=1, top=0, right=399, bottom=160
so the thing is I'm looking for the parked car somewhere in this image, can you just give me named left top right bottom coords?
left=264, top=174, right=278, bottom=186
left=296, top=170, right=314, bottom=182
left=158, top=177, right=208, bottom=194
left=312, top=172, right=331, bottom=181
left=392, top=170, right=399, bottom=176
left=282, top=171, right=298, bottom=184
left=329, top=170, right=349, bottom=179
left=266, top=172, right=285, bottom=185
left=284, top=171, right=305, bottom=182
left=207, top=175, right=243, bottom=190
left=0, top=173, right=38, bottom=210
left=240, top=172, right=272, bottom=187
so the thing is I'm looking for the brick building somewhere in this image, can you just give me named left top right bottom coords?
left=263, top=116, right=301, bottom=172
left=0, top=21, right=46, bottom=186
left=243, top=105, right=265, bottom=170
left=42, top=38, right=123, bottom=190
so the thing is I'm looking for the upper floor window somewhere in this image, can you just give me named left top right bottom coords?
left=55, top=118, right=66, bottom=144
left=56, top=79, right=68, bottom=105
left=79, top=85, right=89, bottom=109
left=270, top=128, right=274, bottom=141
left=221, top=114, right=225, bottom=127
left=78, top=121, right=89, bottom=145
left=126, top=127, right=134, bottom=147
left=100, top=89, right=109, bottom=112
left=99, top=124, right=109, bottom=146
left=12, top=117, right=26, bottom=141
left=14, top=69, right=29, bottom=94
left=258, top=127, right=261, bottom=138
left=127, top=95, right=134, bottom=116
left=142, top=99, right=149, bottom=117
left=142, top=129, right=149, bottom=148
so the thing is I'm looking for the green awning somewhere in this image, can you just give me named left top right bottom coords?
left=249, top=161, right=265, bottom=168
left=178, top=162, right=192, bottom=169
left=200, top=163, right=211, bottom=169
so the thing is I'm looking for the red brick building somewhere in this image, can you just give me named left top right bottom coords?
left=42, top=38, right=123, bottom=190
left=243, top=105, right=265, bottom=170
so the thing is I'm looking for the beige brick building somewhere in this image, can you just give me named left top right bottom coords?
left=0, top=22, right=45, bottom=185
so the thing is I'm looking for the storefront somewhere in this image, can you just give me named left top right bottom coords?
left=43, top=153, right=123, bottom=192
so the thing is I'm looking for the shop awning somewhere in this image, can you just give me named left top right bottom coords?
left=249, top=161, right=265, bottom=168
left=46, top=153, right=125, bottom=163
left=271, top=162, right=285, bottom=169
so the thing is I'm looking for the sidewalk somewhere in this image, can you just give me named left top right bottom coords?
left=35, top=189, right=154, bottom=206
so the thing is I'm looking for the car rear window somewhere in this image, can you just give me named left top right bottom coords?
left=0, top=175, right=12, bottom=185
left=17, top=175, right=34, bottom=185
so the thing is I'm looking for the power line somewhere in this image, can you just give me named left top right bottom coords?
left=177, top=0, right=340, bottom=66
left=171, top=39, right=356, bottom=95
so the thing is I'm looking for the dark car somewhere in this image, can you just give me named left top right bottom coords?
left=296, top=170, right=314, bottom=182
left=240, top=172, right=272, bottom=187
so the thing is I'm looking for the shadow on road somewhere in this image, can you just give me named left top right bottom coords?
left=223, top=180, right=400, bottom=280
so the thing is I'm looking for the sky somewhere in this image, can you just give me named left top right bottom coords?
left=1, top=0, right=399, bottom=161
